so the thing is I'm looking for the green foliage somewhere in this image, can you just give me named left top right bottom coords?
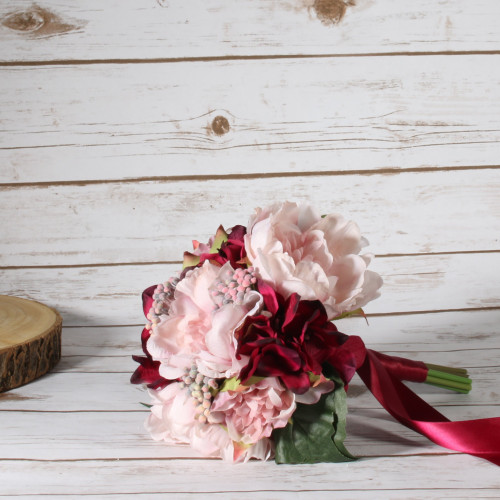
left=273, top=370, right=356, bottom=464
left=210, top=226, right=229, bottom=253
left=219, top=376, right=241, bottom=392
left=335, top=307, right=367, bottom=321
left=219, top=375, right=266, bottom=393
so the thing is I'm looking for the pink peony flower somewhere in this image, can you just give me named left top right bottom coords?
left=209, top=377, right=296, bottom=446
left=146, top=381, right=273, bottom=462
left=147, top=261, right=262, bottom=380
left=244, top=201, right=383, bottom=318
left=146, top=382, right=200, bottom=443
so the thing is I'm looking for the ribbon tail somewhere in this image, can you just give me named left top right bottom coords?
left=357, top=349, right=500, bottom=466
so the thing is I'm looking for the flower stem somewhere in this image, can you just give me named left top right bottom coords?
left=425, top=363, right=469, bottom=377
left=424, top=364, right=472, bottom=394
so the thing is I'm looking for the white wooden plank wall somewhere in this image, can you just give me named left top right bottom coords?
left=0, top=1, right=499, bottom=498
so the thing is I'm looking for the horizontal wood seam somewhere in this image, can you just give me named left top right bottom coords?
left=51, top=306, right=500, bottom=329
left=0, top=409, right=147, bottom=413
left=0, top=261, right=179, bottom=270
left=1, top=402, right=498, bottom=414
left=0, top=453, right=459, bottom=463
left=0, top=487, right=498, bottom=498
left=0, top=489, right=497, bottom=498
left=1, top=250, right=498, bottom=271
left=1, top=165, right=499, bottom=189
left=1, top=50, right=500, bottom=67
left=367, top=307, right=500, bottom=317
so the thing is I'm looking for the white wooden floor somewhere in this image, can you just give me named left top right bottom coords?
left=1, top=1, right=500, bottom=497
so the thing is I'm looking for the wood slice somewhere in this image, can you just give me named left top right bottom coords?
left=0, top=295, right=62, bottom=392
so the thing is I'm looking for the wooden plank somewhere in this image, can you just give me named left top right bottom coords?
left=1, top=169, right=499, bottom=267
left=338, top=310, right=500, bottom=351
left=0, top=455, right=498, bottom=496
left=54, top=345, right=500, bottom=374
left=1, top=1, right=500, bottom=63
left=2, top=311, right=498, bottom=461
left=59, top=310, right=500, bottom=372
left=2, top=405, right=500, bottom=461
left=0, top=363, right=497, bottom=412
left=2, top=313, right=498, bottom=490
left=1, top=253, right=499, bottom=326
left=1, top=55, right=499, bottom=184
left=3, top=492, right=500, bottom=500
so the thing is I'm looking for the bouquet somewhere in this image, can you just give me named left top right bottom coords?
left=132, top=201, right=500, bottom=465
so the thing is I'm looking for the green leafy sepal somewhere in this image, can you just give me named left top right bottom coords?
left=273, top=369, right=355, bottom=464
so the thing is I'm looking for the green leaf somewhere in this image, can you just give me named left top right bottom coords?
left=243, top=375, right=265, bottom=386
left=219, top=376, right=241, bottom=392
left=334, top=307, right=368, bottom=324
left=219, top=375, right=266, bottom=393
left=209, top=225, right=229, bottom=253
left=182, top=251, right=200, bottom=270
left=273, top=370, right=356, bottom=464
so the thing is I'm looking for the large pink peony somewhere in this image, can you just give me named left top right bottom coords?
left=146, top=382, right=272, bottom=462
left=209, top=377, right=295, bottom=446
left=147, top=261, right=262, bottom=380
left=244, top=201, right=383, bottom=318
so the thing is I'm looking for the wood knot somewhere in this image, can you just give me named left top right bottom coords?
left=313, top=0, right=354, bottom=25
left=211, top=115, right=231, bottom=136
left=2, top=8, right=45, bottom=32
left=1, top=6, right=82, bottom=37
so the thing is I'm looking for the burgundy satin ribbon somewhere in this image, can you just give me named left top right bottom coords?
left=332, top=335, right=500, bottom=466
left=371, top=350, right=428, bottom=383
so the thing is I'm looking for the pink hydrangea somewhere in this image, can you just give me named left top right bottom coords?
left=209, top=377, right=296, bottom=446
left=244, top=201, right=383, bottom=318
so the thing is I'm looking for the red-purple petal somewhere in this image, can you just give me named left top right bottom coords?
left=131, top=355, right=166, bottom=385
left=227, top=225, right=246, bottom=241
left=257, top=280, right=280, bottom=315
left=142, top=285, right=156, bottom=318
left=140, top=327, right=153, bottom=357
left=282, top=293, right=301, bottom=330
left=256, top=344, right=303, bottom=375
left=279, top=371, right=311, bottom=394
left=327, top=335, right=367, bottom=384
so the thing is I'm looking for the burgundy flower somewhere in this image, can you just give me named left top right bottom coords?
left=142, top=285, right=156, bottom=318
left=198, top=225, right=248, bottom=269
left=131, top=327, right=170, bottom=390
left=235, top=281, right=342, bottom=394
left=131, top=287, right=170, bottom=390
left=219, top=225, right=247, bottom=268
left=183, top=225, right=248, bottom=273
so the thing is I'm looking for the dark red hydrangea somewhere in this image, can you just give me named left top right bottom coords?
left=235, top=281, right=344, bottom=394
